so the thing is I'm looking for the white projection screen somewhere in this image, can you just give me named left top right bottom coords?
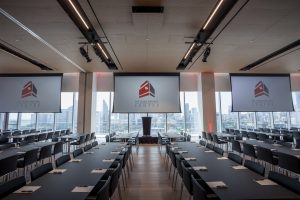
left=230, top=74, right=294, bottom=112
left=0, top=74, right=62, bottom=112
left=113, top=73, right=181, bottom=113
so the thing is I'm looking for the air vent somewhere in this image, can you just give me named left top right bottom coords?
left=132, top=6, right=164, bottom=13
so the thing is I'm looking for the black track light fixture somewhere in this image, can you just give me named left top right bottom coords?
left=79, top=46, right=92, bottom=63
left=202, top=47, right=211, bottom=62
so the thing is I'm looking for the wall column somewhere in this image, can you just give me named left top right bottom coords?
left=198, top=72, right=217, bottom=133
left=77, top=72, right=97, bottom=133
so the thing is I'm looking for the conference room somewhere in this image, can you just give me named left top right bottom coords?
left=1, top=0, right=300, bottom=199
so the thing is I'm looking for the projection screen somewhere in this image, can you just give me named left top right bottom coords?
left=113, top=73, right=181, bottom=113
left=0, top=74, right=62, bottom=112
left=230, top=74, right=294, bottom=112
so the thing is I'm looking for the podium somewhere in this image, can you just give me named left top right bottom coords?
left=142, top=117, right=151, bottom=136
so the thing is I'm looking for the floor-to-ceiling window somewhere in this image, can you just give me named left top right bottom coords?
left=7, top=113, right=18, bottom=130
left=19, top=113, right=36, bottom=130
left=220, top=92, right=238, bottom=130
left=167, top=92, right=185, bottom=133
left=239, top=112, right=255, bottom=130
left=129, top=113, right=147, bottom=134
left=37, top=113, right=54, bottom=130
left=96, top=92, right=111, bottom=134
left=55, top=92, right=74, bottom=130
left=256, top=112, right=272, bottom=128
left=184, top=92, right=200, bottom=133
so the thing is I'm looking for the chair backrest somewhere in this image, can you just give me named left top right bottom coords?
left=241, top=131, right=248, bottom=138
left=0, top=135, right=9, bottom=144
left=105, top=135, right=109, bottom=143
left=38, top=133, right=47, bottom=141
left=278, top=152, right=300, bottom=174
left=25, top=135, right=36, bottom=143
left=0, top=155, right=18, bottom=177
left=54, top=131, right=60, bottom=138
left=232, top=140, right=242, bottom=153
left=244, top=160, right=265, bottom=176
left=186, top=135, right=191, bottom=142
left=2, top=132, right=11, bottom=138
left=212, top=134, right=218, bottom=143
left=39, top=144, right=53, bottom=160
left=54, top=142, right=63, bottom=155
left=169, top=150, right=177, bottom=168
left=191, top=175, right=219, bottom=200
left=242, top=143, right=256, bottom=158
left=206, top=143, right=214, bottom=150
left=55, top=154, right=71, bottom=167
left=268, top=171, right=300, bottom=194
left=30, top=163, right=53, bottom=181
left=24, top=148, right=39, bottom=166
left=213, top=146, right=224, bottom=156
left=181, top=161, right=193, bottom=195
left=109, top=163, right=121, bottom=197
left=175, top=154, right=184, bottom=178
left=199, top=140, right=206, bottom=146
left=85, top=134, right=91, bottom=142
left=256, top=146, right=274, bottom=164
left=258, top=133, right=268, bottom=141
left=228, top=152, right=242, bottom=165
left=207, top=133, right=213, bottom=141
left=0, top=176, right=26, bottom=198
left=46, top=132, right=54, bottom=140
left=96, top=176, right=111, bottom=200
left=79, top=135, right=86, bottom=144
left=91, top=132, right=95, bottom=140
left=248, top=132, right=257, bottom=140
left=73, top=148, right=83, bottom=158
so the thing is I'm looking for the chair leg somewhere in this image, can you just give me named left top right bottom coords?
left=121, top=173, right=126, bottom=190
left=117, top=183, right=123, bottom=200
left=173, top=172, right=178, bottom=190
left=179, top=181, right=183, bottom=200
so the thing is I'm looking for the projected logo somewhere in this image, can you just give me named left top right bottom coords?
left=255, top=81, right=269, bottom=97
left=139, top=80, right=155, bottom=98
left=21, top=81, right=37, bottom=98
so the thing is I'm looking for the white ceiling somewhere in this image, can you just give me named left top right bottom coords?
left=0, top=0, right=300, bottom=73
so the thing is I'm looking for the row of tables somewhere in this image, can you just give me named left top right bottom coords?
left=4, top=142, right=126, bottom=200
left=172, top=142, right=300, bottom=200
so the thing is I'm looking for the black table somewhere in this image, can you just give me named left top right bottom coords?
left=4, top=143, right=126, bottom=200
left=174, top=142, right=300, bottom=200
left=239, top=139, right=300, bottom=158
left=0, top=142, right=56, bottom=160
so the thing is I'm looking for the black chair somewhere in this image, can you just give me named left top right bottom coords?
left=248, top=132, right=257, bottom=140
left=228, top=152, right=243, bottom=165
left=38, top=144, right=53, bottom=164
left=37, top=133, right=47, bottom=142
left=278, top=152, right=300, bottom=176
left=90, top=132, right=96, bottom=141
left=85, top=134, right=91, bottom=145
left=103, top=163, right=122, bottom=200
left=0, top=155, right=18, bottom=182
left=202, top=132, right=207, bottom=142
left=73, top=148, right=83, bottom=158
left=258, top=133, right=268, bottom=141
left=231, top=140, right=242, bottom=154
left=206, top=143, right=214, bottom=150
left=242, top=143, right=256, bottom=161
left=17, top=148, right=39, bottom=177
left=256, top=146, right=278, bottom=170
left=0, top=176, right=26, bottom=198
left=213, top=146, right=224, bottom=156
left=199, top=140, right=206, bottom=146
left=46, top=132, right=54, bottom=141
left=180, top=161, right=193, bottom=200
left=30, top=163, right=53, bottom=181
left=53, top=142, right=64, bottom=159
left=206, top=134, right=213, bottom=145
left=55, top=154, right=71, bottom=167
left=244, top=160, right=265, bottom=176
left=71, top=135, right=85, bottom=149
left=191, top=175, right=219, bottom=200
left=268, top=171, right=300, bottom=194
left=212, top=134, right=228, bottom=151
left=241, top=131, right=248, bottom=139
left=175, top=154, right=184, bottom=189
left=87, top=176, right=111, bottom=200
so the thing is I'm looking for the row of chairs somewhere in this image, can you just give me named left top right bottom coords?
left=0, top=140, right=99, bottom=198
left=231, top=140, right=300, bottom=178
left=201, top=132, right=228, bottom=152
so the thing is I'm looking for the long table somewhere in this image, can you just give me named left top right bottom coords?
left=240, top=139, right=300, bottom=158
left=4, top=142, right=126, bottom=200
left=0, top=142, right=56, bottom=160
left=173, top=142, right=300, bottom=200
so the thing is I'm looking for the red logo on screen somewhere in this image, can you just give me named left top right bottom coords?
left=139, top=80, right=155, bottom=98
left=21, top=81, right=37, bottom=98
left=255, top=81, right=269, bottom=97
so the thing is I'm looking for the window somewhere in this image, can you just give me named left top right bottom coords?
left=239, top=112, right=255, bottom=130
left=37, top=113, right=54, bottom=130
left=184, top=92, right=200, bottom=133
left=7, top=113, right=18, bottom=130
left=55, top=92, right=74, bottom=130
left=273, top=112, right=288, bottom=129
left=290, top=92, right=300, bottom=128
left=167, top=93, right=185, bottom=133
left=129, top=113, right=146, bottom=133
left=149, top=113, right=166, bottom=134
left=220, top=92, right=238, bottom=130
left=110, top=93, right=128, bottom=133
left=215, top=92, right=221, bottom=132
left=19, top=113, right=36, bottom=130
left=256, top=112, right=272, bottom=128
left=96, top=92, right=110, bottom=134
